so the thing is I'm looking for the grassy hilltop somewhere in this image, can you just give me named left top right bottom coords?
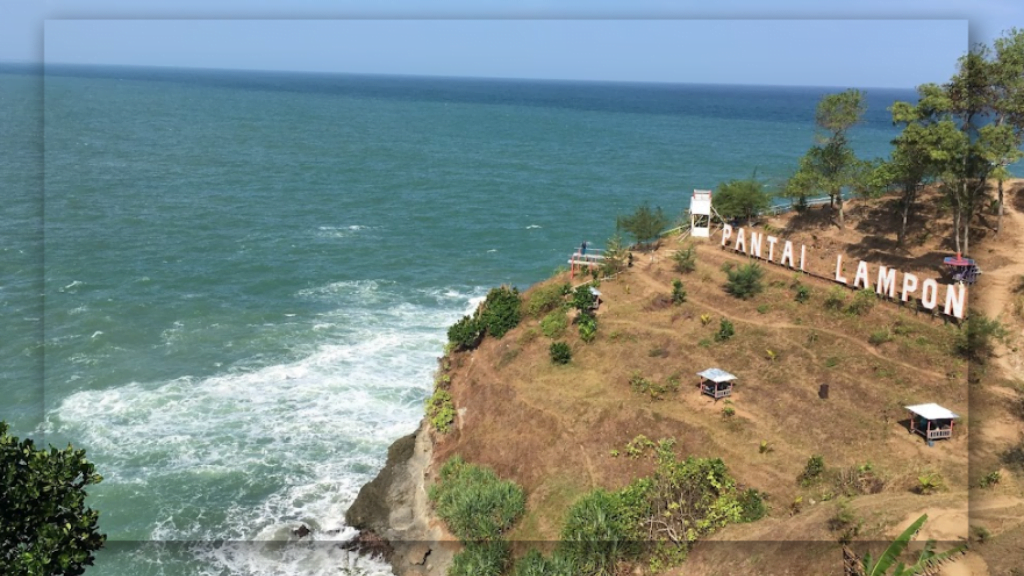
left=420, top=183, right=1024, bottom=576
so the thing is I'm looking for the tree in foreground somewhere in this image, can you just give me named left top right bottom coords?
left=844, top=514, right=965, bottom=576
left=1, top=421, right=106, bottom=576
left=616, top=202, right=669, bottom=251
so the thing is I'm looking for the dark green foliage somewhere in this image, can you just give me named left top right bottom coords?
left=526, top=284, right=568, bottom=318
left=600, top=234, right=628, bottom=277
left=1, top=421, right=106, bottom=576
left=714, top=178, right=772, bottom=225
left=429, top=456, right=526, bottom=542
left=448, top=314, right=484, bottom=351
left=857, top=514, right=967, bottom=576
left=737, top=488, right=768, bottom=522
left=628, top=372, right=679, bottom=401
left=540, top=309, right=569, bottom=339
left=955, top=312, right=1007, bottom=361
left=448, top=540, right=510, bottom=576
left=846, top=288, right=877, bottom=315
left=824, top=286, right=847, bottom=310
left=550, top=342, right=572, bottom=365
left=571, top=285, right=597, bottom=313
left=794, top=284, right=811, bottom=303
left=799, top=455, right=826, bottom=486
left=617, top=202, right=669, bottom=250
left=558, top=490, right=633, bottom=576
left=511, top=548, right=577, bottom=576
left=672, top=244, right=697, bottom=274
left=725, top=263, right=765, bottom=299
left=671, top=279, right=687, bottom=305
left=479, top=285, right=522, bottom=339
left=426, top=390, right=456, bottom=433
left=578, top=313, right=598, bottom=343
left=869, top=329, right=893, bottom=346
left=714, top=318, right=735, bottom=343
left=1001, top=440, right=1024, bottom=471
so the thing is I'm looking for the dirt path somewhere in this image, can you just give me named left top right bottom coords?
left=628, top=262, right=949, bottom=381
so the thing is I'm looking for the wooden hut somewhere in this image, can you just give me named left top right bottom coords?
left=905, top=403, right=959, bottom=441
left=697, top=368, right=736, bottom=401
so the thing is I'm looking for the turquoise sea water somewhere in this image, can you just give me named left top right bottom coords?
left=3, top=65, right=925, bottom=575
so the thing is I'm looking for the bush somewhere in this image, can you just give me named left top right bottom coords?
left=448, top=315, right=484, bottom=351
left=578, top=312, right=598, bottom=343
left=558, top=490, right=633, bottom=576
left=672, top=244, right=697, bottom=274
left=824, top=286, right=847, bottom=310
left=868, top=329, right=892, bottom=346
left=525, top=283, right=567, bottom=317
left=725, top=263, right=765, bottom=299
left=915, top=473, right=944, bottom=495
left=449, top=540, right=510, bottom=576
left=571, top=285, right=597, bottom=313
left=737, top=488, right=768, bottom=522
left=1001, top=440, right=1024, bottom=471
left=550, top=342, right=572, bottom=365
left=794, top=284, right=811, bottom=303
left=629, top=372, right=679, bottom=401
left=479, top=286, right=522, bottom=338
left=714, top=318, right=735, bottom=342
left=429, top=456, right=526, bottom=542
left=799, top=455, right=826, bottom=486
left=671, top=279, right=687, bottom=305
left=541, top=309, right=569, bottom=339
left=846, top=288, right=876, bottom=316
left=955, top=313, right=1007, bottom=362
left=512, top=549, right=577, bottom=576
left=756, top=304, right=769, bottom=314
left=978, top=471, right=1001, bottom=489
left=0, top=422, right=106, bottom=576
left=426, top=389, right=456, bottom=433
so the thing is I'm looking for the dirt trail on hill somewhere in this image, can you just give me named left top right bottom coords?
left=975, top=200, right=1024, bottom=378
left=628, top=261, right=949, bottom=382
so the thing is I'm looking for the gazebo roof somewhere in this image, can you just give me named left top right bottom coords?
left=589, top=286, right=602, bottom=297
left=697, top=368, right=737, bottom=383
left=905, top=403, right=959, bottom=420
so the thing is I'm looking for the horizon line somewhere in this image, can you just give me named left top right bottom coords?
left=1, top=61, right=923, bottom=92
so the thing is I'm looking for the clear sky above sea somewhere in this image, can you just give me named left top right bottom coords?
left=2, top=0, right=1021, bottom=87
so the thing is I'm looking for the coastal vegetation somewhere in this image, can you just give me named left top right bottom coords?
left=616, top=202, right=669, bottom=250
left=0, top=422, right=106, bottom=576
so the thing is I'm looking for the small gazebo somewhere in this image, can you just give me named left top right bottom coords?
left=697, top=368, right=737, bottom=401
left=905, top=403, right=959, bottom=441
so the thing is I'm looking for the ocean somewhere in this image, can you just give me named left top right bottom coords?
left=2, top=64, right=921, bottom=575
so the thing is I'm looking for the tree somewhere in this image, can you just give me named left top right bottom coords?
left=616, top=202, right=669, bottom=251
left=989, top=28, right=1024, bottom=235
left=844, top=514, right=965, bottom=576
left=713, top=178, right=772, bottom=225
left=786, top=89, right=866, bottom=229
left=1, top=422, right=106, bottom=576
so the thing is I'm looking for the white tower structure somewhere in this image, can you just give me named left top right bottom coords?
left=690, top=189, right=713, bottom=238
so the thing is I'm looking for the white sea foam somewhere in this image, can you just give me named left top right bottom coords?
left=526, top=224, right=542, bottom=229
left=49, top=280, right=485, bottom=576
left=315, top=225, right=378, bottom=239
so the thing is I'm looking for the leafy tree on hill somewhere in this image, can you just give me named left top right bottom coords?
left=1, top=422, right=106, bottom=576
left=713, top=178, right=772, bottom=226
left=785, top=89, right=866, bottom=229
left=616, top=202, right=669, bottom=251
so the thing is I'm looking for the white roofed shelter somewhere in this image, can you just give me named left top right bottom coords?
left=906, top=403, right=959, bottom=441
left=697, top=368, right=737, bottom=401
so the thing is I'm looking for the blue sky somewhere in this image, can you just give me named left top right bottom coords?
left=4, top=0, right=1023, bottom=87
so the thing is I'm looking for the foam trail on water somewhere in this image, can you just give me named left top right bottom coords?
left=48, top=281, right=486, bottom=576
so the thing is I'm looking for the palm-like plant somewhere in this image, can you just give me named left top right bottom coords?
left=845, top=514, right=966, bottom=576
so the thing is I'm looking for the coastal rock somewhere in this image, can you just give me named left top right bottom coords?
left=292, top=524, right=311, bottom=539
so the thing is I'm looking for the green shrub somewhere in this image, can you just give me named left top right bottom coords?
left=571, top=285, right=597, bottom=313
left=426, top=390, right=456, bottom=433
left=955, top=313, right=1007, bottom=362
left=846, top=289, right=876, bottom=316
left=512, top=549, right=578, bottom=576
left=672, top=244, right=697, bottom=274
left=558, top=490, right=633, bottom=576
left=725, top=263, right=765, bottom=299
left=824, top=286, right=847, bottom=310
left=714, top=318, right=735, bottom=342
left=578, top=312, right=598, bottom=343
left=978, top=471, right=1001, bottom=489
left=629, top=372, right=679, bottom=401
left=541, top=309, right=569, bottom=339
left=671, top=279, right=687, bottom=305
left=756, top=304, right=769, bottom=314
left=1001, top=440, right=1024, bottom=471
left=550, top=342, right=572, bottom=365
left=868, top=329, right=892, bottom=346
left=448, top=315, right=484, bottom=351
left=915, top=473, right=944, bottom=495
left=449, top=540, right=510, bottom=576
left=722, top=406, right=736, bottom=418
left=799, top=455, right=826, bottom=486
left=737, top=488, right=768, bottom=522
left=794, top=284, right=811, bottom=303
left=525, top=284, right=567, bottom=317
left=617, top=202, right=669, bottom=250
left=429, top=456, right=526, bottom=542
left=479, top=286, right=522, bottom=338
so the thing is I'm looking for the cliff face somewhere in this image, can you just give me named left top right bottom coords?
left=345, top=419, right=455, bottom=576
